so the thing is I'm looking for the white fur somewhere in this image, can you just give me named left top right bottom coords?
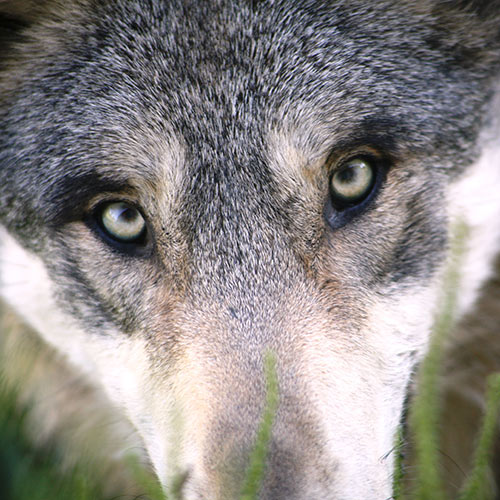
left=0, top=226, right=167, bottom=476
left=447, top=130, right=500, bottom=317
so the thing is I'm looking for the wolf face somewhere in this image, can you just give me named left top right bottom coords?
left=1, top=1, right=500, bottom=498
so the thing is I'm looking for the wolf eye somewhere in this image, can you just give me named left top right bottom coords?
left=325, top=154, right=386, bottom=230
left=98, top=202, right=146, bottom=243
left=329, top=157, right=375, bottom=209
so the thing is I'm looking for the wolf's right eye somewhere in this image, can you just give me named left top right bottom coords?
left=95, top=201, right=147, bottom=246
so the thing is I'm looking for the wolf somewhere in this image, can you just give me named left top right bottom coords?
left=1, top=0, right=500, bottom=498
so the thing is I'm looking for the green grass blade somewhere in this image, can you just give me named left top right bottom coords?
left=392, top=425, right=406, bottom=500
left=240, top=351, right=279, bottom=500
left=409, top=221, right=468, bottom=500
left=458, top=373, right=500, bottom=500
left=126, top=453, right=167, bottom=500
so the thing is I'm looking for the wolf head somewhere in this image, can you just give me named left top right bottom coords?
left=1, top=1, right=500, bottom=498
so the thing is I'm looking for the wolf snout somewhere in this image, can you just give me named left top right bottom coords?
left=168, top=373, right=345, bottom=500
left=159, top=301, right=397, bottom=500
left=180, top=434, right=337, bottom=500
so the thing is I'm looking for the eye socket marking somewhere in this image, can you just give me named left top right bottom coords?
left=93, top=201, right=148, bottom=250
left=88, top=156, right=382, bottom=249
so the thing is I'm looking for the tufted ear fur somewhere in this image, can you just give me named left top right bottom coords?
left=0, top=0, right=54, bottom=21
left=420, top=0, right=500, bottom=48
left=0, top=2, right=38, bottom=61
left=0, top=1, right=58, bottom=56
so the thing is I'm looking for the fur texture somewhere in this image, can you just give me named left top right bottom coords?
left=1, top=1, right=500, bottom=498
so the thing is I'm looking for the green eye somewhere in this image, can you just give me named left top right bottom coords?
left=99, top=202, right=146, bottom=243
left=330, top=157, right=375, bottom=207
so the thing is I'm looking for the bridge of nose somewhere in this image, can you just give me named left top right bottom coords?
left=161, top=153, right=350, bottom=497
left=178, top=301, right=344, bottom=496
left=194, top=371, right=338, bottom=500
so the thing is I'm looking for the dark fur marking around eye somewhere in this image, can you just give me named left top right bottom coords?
left=46, top=173, right=134, bottom=226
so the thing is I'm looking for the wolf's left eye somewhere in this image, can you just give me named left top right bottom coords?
left=329, top=158, right=375, bottom=209
left=98, top=202, right=147, bottom=244
left=325, top=154, right=385, bottom=230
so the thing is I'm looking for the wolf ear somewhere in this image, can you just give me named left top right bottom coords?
left=426, top=0, right=500, bottom=41
left=0, top=0, right=55, bottom=65
left=0, top=0, right=59, bottom=42
left=0, top=1, right=34, bottom=46
left=416, top=0, right=500, bottom=70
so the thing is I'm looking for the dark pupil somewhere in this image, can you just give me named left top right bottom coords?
left=121, top=208, right=137, bottom=222
left=337, top=165, right=356, bottom=183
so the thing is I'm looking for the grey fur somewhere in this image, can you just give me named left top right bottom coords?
left=1, top=1, right=500, bottom=498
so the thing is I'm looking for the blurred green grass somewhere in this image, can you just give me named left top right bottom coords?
left=394, top=221, right=500, bottom=500
left=0, top=376, right=166, bottom=500
left=0, top=379, right=104, bottom=500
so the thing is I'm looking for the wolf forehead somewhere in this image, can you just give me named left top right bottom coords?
left=2, top=2, right=496, bottom=144
left=0, top=0, right=498, bottom=235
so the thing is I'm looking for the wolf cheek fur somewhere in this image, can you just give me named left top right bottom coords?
left=1, top=1, right=500, bottom=499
